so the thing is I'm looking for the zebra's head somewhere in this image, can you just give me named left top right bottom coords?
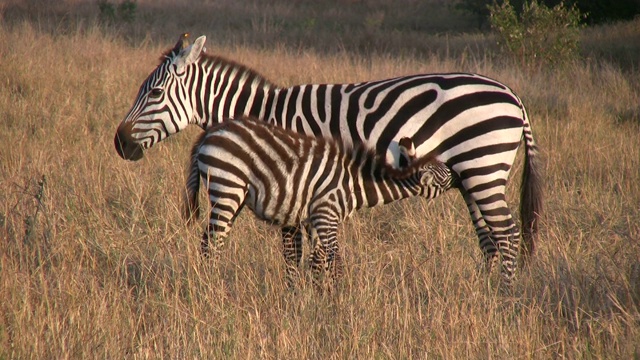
left=114, top=33, right=207, bottom=161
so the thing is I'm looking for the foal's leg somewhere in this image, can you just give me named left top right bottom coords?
left=281, top=225, right=304, bottom=288
left=308, top=212, right=341, bottom=289
left=202, top=185, right=246, bottom=259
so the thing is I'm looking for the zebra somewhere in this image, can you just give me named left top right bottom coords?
left=184, top=117, right=456, bottom=285
left=114, top=33, right=543, bottom=283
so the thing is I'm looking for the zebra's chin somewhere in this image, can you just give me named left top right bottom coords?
left=114, top=132, right=144, bottom=161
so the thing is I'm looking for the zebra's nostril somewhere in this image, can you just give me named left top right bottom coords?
left=114, top=131, right=143, bottom=160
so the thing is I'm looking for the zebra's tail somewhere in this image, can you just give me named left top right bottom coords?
left=183, top=133, right=206, bottom=224
left=519, top=103, right=543, bottom=264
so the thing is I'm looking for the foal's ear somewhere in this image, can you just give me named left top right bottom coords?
left=172, top=34, right=207, bottom=74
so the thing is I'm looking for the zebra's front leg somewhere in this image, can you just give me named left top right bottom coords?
left=281, top=225, right=304, bottom=288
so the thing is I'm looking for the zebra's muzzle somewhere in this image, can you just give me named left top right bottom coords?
left=114, top=125, right=144, bottom=161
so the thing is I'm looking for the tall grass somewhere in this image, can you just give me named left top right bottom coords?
left=1, top=2, right=640, bottom=358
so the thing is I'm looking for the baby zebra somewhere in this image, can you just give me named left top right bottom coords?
left=184, top=117, right=456, bottom=286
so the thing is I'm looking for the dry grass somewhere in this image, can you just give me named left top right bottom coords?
left=1, top=2, right=640, bottom=358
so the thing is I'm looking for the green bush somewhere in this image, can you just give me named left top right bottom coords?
left=455, top=0, right=493, bottom=29
left=98, top=0, right=116, bottom=23
left=488, top=0, right=584, bottom=69
left=117, top=1, right=137, bottom=23
left=457, top=0, right=639, bottom=26
left=98, top=0, right=137, bottom=24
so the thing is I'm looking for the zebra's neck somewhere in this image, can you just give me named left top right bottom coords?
left=192, top=56, right=346, bottom=139
left=192, top=55, right=281, bottom=127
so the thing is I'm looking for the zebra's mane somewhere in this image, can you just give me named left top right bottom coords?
left=161, top=48, right=279, bottom=89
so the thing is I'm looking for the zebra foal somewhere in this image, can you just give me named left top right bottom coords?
left=185, top=118, right=456, bottom=285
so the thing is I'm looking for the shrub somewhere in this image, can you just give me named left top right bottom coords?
left=117, top=1, right=137, bottom=23
left=457, top=0, right=639, bottom=26
left=488, top=0, right=584, bottom=69
left=455, top=0, right=493, bottom=29
left=98, top=0, right=116, bottom=23
left=98, top=0, right=137, bottom=24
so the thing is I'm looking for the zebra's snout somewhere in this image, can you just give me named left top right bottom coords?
left=114, top=126, right=144, bottom=161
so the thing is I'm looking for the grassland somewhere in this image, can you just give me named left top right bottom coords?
left=1, top=1, right=640, bottom=358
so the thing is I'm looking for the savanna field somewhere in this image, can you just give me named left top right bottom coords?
left=1, top=0, right=640, bottom=358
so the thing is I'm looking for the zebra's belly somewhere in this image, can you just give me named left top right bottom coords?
left=245, top=188, right=309, bottom=227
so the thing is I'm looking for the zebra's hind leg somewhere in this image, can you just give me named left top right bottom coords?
left=468, top=190, right=521, bottom=284
left=281, top=225, right=304, bottom=288
left=459, top=188, right=499, bottom=273
left=492, top=214, right=520, bottom=285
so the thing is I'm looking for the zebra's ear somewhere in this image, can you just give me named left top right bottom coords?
left=173, top=35, right=207, bottom=73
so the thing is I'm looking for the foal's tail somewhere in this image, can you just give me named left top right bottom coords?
left=183, top=133, right=207, bottom=224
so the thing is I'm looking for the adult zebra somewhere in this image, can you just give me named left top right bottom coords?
left=185, top=117, right=456, bottom=286
left=114, top=34, right=542, bottom=283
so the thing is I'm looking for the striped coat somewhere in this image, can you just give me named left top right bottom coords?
left=185, top=118, right=456, bottom=284
left=115, top=34, right=542, bottom=283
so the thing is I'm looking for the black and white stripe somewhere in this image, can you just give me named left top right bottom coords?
left=186, top=118, right=455, bottom=285
left=115, top=33, right=542, bottom=283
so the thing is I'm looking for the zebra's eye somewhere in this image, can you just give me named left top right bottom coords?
left=149, top=88, right=164, bottom=98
